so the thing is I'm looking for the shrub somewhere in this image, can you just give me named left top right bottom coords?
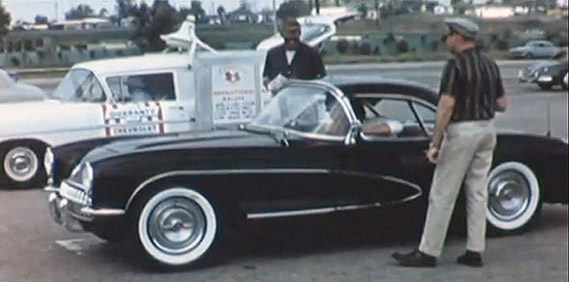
left=502, top=28, right=512, bottom=40
left=373, top=46, right=381, bottom=55
left=494, top=39, right=509, bottom=51
left=209, top=41, right=226, bottom=50
left=385, top=32, right=396, bottom=44
left=396, top=39, right=409, bottom=54
left=430, top=41, right=439, bottom=51
left=489, top=33, right=498, bottom=44
left=359, top=42, right=372, bottom=55
left=476, top=38, right=488, bottom=51
left=336, top=39, right=349, bottom=54
left=352, top=41, right=359, bottom=52
left=10, top=57, right=20, bottom=67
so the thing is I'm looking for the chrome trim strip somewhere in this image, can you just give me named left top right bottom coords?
left=353, top=93, right=436, bottom=111
left=246, top=202, right=382, bottom=219
left=281, top=80, right=360, bottom=145
left=80, top=207, right=125, bottom=216
left=125, top=168, right=330, bottom=210
left=125, top=168, right=423, bottom=214
left=334, top=171, right=424, bottom=204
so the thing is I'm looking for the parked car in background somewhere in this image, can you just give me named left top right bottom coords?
left=256, top=13, right=356, bottom=51
left=518, top=55, right=569, bottom=90
left=0, top=69, right=46, bottom=103
left=509, top=40, right=560, bottom=59
left=0, top=50, right=268, bottom=190
left=46, top=77, right=568, bottom=269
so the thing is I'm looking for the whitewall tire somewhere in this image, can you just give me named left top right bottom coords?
left=1, top=144, right=45, bottom=189
left=486, top=162, right=541, bottom=233
left=135, top=187, right=218, bottom=267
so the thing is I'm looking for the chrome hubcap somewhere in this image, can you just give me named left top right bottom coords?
left=488, top=170, right=530, bottom=221
left=3, top=147, right=38, bottom=182
left=148, top=197, right=206, bottom=254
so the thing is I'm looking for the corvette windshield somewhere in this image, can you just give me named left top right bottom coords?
left=249, top=86, right=350, bottom=137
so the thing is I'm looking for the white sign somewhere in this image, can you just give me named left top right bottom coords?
left=102, top=103, right=164, bottom=136
left=211, top=64, right=257, bottom=124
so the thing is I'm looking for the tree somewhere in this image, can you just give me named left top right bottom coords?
left=451, top=0, right=467, bottom=14
left=276, top=0, right=311, bottom=21
left=116, top=0, right=136, bottom=19
left=217, top=5, right=226, bottom=25
left=239, top=0, right=251, bottom=9
left=144, top=0, right=178, bottom=51
left=65, top=4, right=95, bottom=20
left=188, top=1, right=206, bottom=23
left=358, top=3, right=368, bottom=18
left=35, top=15, right=49, bottom=25
left=373, top=0, right=380, bottom=26
left=99, top=8, right=109, bottom=18
left=0, top=7, right=10, bottom=40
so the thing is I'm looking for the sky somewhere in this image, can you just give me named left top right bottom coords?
left=3, top=0, right=286, bottom=24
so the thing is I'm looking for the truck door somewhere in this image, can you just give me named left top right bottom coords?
left=104, top=72, right=193, bottom=137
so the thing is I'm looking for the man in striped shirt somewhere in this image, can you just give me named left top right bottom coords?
left=392, top=17, right=508, bottom=268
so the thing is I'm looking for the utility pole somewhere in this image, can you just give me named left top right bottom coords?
left=55, top=0, right=59, bottom=22
left=273, top=0, right=277, bottom=34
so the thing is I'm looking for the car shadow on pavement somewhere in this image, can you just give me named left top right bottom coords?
left=90, top=203, right=567, bottom=273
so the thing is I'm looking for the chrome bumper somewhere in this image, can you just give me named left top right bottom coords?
left=518, top=70, right=537, bottom=83
left=45, top=182, right=125, bottom=233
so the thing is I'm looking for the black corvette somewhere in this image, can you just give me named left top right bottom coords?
left=46, top=77, right=568, bottom=268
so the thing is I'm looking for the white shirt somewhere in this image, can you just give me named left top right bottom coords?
left=285, top=50, right=296, bottom=65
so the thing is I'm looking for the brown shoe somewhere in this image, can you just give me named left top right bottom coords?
left=457, top=250, right=483, bottom=267
left=391, top=249, right=437, bottom=267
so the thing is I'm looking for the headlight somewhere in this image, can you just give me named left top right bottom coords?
left=69, top=162, right=94, bottom=191
left=543, top=67, right=549, bottom=72
left=44, top=147, right=54, bottom=177
left=537, top=75, right=553, bottom=82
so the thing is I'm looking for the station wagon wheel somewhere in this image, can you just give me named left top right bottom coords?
left=486, top=162, right=541, bottom=234
left=134, top=187, right=218, bottom=267
left=0, top=144, right=45, bottom=189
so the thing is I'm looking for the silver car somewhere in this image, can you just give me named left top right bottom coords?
left=509, top=40, right=560, bottom=59
left=0, top=69, right=46, bottom=103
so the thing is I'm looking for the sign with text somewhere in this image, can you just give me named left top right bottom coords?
left=102, top=102, right=164, bottom=136
left=211, top=64, right=257, bottom=124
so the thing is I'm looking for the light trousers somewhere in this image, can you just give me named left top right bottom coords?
left=419, top=120, right=497, bottom=257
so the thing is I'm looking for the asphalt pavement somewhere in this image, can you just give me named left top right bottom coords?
left=0, top=189, right=566, bottom=282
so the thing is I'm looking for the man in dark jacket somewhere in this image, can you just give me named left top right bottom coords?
left=263, top=18, right=326, bottom=87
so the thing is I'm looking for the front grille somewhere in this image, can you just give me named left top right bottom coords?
left=60, top=181, right=92, bottom=206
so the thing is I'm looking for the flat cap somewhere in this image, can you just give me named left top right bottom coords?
left=444, top=17, right=479, bottom=39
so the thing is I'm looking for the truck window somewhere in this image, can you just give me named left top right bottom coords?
left=106, top=73, right=175, bottom=102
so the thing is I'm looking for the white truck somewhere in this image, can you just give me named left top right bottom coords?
left=0, top=15, right=350, bottom=189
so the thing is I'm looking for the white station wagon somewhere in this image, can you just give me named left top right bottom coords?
left=0, top=14, right=351, bottom=189
left=0, top=49, right=269, bottom=189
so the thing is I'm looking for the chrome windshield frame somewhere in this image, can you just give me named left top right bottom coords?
left=247, top=79, right=361, bottom=145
